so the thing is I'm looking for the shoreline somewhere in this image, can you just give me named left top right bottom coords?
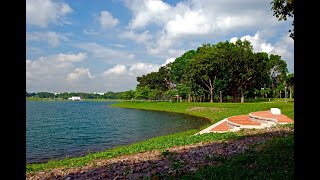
left=27, top=101, right=294, bottom=174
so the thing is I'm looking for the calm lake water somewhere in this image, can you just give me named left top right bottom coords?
left=26, top=101, right=209, bottom=164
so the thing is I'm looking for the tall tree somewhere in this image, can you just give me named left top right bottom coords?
left=269, top=54, right=289, bottom=93
left=190, top=43, right=221, bottom=103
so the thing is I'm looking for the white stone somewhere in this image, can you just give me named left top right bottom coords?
left=271, top=108, right=281, bottom=115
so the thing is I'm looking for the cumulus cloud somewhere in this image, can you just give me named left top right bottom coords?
left=26, top=52, right=87, bottom=92
left=165, top=11, right=211, bottom=36
left=123, top=0, right=286, bottom=57
left=128, top=62, right=160, bottom=76
left=26, top=0, right=73, bottom=27
left=125, top=0, right=171, bottom=29
left=231, top=32, right=274, bottom=54
left=99, top=11, right=119, bottom=29
left=161, top=58, right=175, bottom=67
left=102, top=63, right=160, bottom=78
left=102, top=65, right=127, bottom=76
left=27, top=31, right=68, bottom=47
left=67, top=67, right=95, bottom=82
left=230, top=32, right=294, bottom=72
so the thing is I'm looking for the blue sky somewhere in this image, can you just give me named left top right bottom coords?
left=26, top=0, right=294, bottom=93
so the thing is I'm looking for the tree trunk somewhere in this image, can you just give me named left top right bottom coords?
left=188, top=95, right=191, bottom=102
left=289, top=88, right=292, bottom=99
left=241, top=90, right=245, bottom=103
left=210, top=88, right=213, bottom=103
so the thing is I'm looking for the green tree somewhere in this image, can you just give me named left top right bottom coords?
left=286, top=73, right=294, bottom=99
left=269, top=54, right=289, bottom=95
left=36, top=92, right=54, bottom=99
left=121, top=90, right=135, bottom=100
left=169, top=50, right=196, bottom=84
left=176, top=84, right=191, bottom=101
left=271, top=0, right=294, bottom=39
left=190, top=43, right=221, bottom=103
left=134, top=86, right=151, bottom=100
left=164, top=89, right=178, bottom=102
left=224, top=39, right=256, bottom=103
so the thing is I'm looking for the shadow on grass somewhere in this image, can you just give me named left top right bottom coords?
left=28, top=129, right=293, bottom=180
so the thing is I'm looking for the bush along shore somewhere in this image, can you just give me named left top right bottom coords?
left=26, top=101, right=294, bottom=179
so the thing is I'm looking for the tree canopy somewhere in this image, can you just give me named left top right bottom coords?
left=271, top=0, right=294, bottom=39
left=134, top=39, right=292, bottom=103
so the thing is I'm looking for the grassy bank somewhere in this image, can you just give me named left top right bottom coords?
left=111, top=101, right=294, bottom=125
left=179, top=133, right=294, bottom=179
left=26, top=101, right=293, bottom=175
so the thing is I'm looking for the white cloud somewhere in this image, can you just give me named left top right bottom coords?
left=125, top=0, right=171, bottom=29
left=124, top=0, right=287, bottom=57
left=26, top=32, right=68, bottom=47
left=99, top=11, right=119, bottom=29
left=230, top=37, right=238, bottom=44
left=271, top=35, right=294, bottom=72
left=67, top=68, right=95, bottom=82
left=120, top=30, right=152, bottom=44
left=230, top=32, right=294, bottom=72
left=231, top=32, right=274, bottom=54
left=56, top=52, right=87, bottom=62
left=128, top=62, right=160, bottom=76
left=161, top=58, right=175, bottom=67
left=26, top=52, right=87, bottom=92
left=102, top=63, right=160, bottom=78
left=98, top=62, right=162, bottom=91
left=102, top=65, right=127, bottom=76
left=76, top=43, right=136, bottom=65
left=165, top=11, right=211, bottom=36
left=26, top=0, right=72, bottom=27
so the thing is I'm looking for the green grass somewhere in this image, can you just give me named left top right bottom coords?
left=111, top=101, right=294, bottom=125
left=179, top=134, right=294, bottom=179
left=26, top=101, right=293, bottom=174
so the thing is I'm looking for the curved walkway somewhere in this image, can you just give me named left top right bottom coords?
left=196, top=108, right=293, bottom=135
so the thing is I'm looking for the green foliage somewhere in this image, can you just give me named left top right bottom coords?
left=176, top=84, right=191, bottom=100
left=120, top=90, right=135, bottom=100
left=134, top=86, right=151, bottom=100
left=26, top=92, right=36, bottom=97
left=134, top=39, right=292, bottom=103
left=36, top=92, right=54, bottom=99
left=271, top=0, right=294, bottom=39
left=169, top=50, right=196, bottom=84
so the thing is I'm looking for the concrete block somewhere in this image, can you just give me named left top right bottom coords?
left=271, top=108, right=281, bottom=115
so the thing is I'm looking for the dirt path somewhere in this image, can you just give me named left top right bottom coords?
left=26, top=126, right=293, bottom=180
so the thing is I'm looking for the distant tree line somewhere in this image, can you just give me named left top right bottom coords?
left=26, top=91, right=127, bottom=100
left=123, top=39, right=294, bottom=103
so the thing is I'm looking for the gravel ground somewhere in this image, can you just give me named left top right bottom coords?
left=26, top=126, right=293, bottom=180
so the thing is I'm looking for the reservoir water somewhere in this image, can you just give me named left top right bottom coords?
left=26, top=101, right=209, bottom=164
